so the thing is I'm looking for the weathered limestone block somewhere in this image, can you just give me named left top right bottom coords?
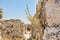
left=43, top=27, right=60, bottom=40
left=45, top=0, right=60, bottom=26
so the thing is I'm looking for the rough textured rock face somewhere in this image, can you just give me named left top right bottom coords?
left=45, top=0, right=60, bottom=26
left=35, top=0, right=60, bottom=40
left=0, top=0, right=60, bottom=40
left=0, top=19, right=24, bottom=39
left=43, top=27, right=60, bottom=40
left=36, top=0, right=60, bottom=26
left=0, top=19, right=35, bottom=40
left=34, top=0, right=48, bottom=40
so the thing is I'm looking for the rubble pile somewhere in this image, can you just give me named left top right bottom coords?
left=1, top=19, right=24, bottom=40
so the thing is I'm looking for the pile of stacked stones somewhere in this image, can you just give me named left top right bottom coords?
left=1, top=19, right=24, bottom=40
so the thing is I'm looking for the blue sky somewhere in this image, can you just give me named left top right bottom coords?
left=0, top=0, right=38, bottom=24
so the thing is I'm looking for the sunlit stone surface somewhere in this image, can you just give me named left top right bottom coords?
left=45, top=0, right=60, bottom=26
left=0, top=0, right=60, bottom=40
left=43, top=27, right=60, bottom=40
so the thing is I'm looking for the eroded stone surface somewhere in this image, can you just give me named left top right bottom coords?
left=43, top=27, right=60, bottom=40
